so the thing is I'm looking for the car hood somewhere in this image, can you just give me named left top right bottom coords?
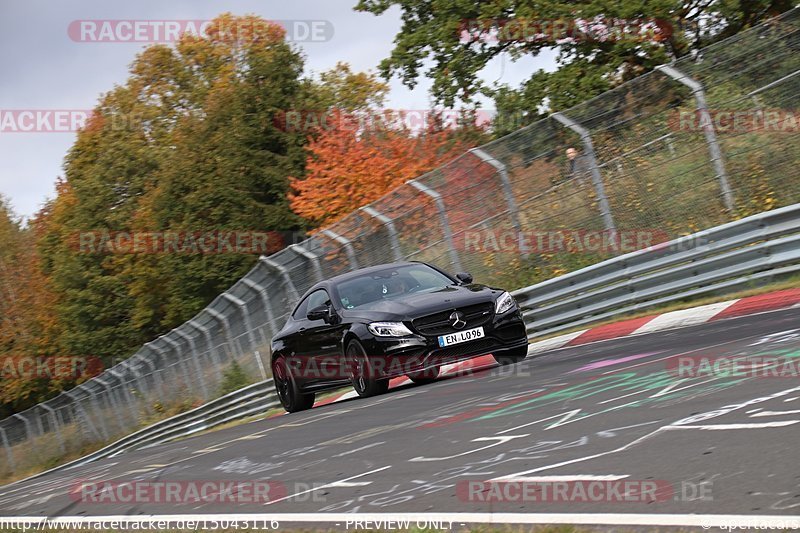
left=341, top=284, right=500, bottom=322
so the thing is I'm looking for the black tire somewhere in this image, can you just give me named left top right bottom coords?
left=493, top=345, right=529, bottom=366
left=408, top=366, right=440, bottom=385
left=347, top=339, right=390, bottom=397
left=272, top=356, right=315, bottom=413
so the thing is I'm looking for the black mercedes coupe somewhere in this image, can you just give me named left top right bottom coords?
left=270, top=261, right=529, bottom=412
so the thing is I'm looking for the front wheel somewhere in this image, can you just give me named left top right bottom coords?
left=272, top=356, right=315, bottom=413
left=493, top=345, right=529, bottom=366
left=347, top=340, right=389, bottom=397
left=408, top=366, right=440, bottom=385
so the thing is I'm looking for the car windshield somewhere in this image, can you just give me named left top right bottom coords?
left=336, top=264, right=454, bottom=309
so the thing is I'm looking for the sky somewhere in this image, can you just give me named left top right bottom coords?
left=0, top=0, right=558, bottom=221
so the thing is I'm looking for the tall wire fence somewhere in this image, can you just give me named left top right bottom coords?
left=2, top=8, right=799, bottom=478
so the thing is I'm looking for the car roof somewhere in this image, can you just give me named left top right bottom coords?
left=327, top=261, right=425, bottom=284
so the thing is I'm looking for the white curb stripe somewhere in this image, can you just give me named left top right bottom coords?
left=631, top=300, right=738, bottom=335
left=527, top=329, right=588, bottom=355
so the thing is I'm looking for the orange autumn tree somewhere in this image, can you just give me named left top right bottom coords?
left=289, top=111, right=481, bottom=228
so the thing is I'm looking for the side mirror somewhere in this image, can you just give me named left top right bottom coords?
left=455, top=272, right=473, bottom=285
left=307, top=304, right=329, bottom=322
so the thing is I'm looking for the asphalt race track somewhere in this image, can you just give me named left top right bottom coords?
left=2, top=307, right=799, bottom=528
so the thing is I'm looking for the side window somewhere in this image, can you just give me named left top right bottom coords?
left=306, top=290, right=330, bottom=313
left=292, top=296, right=311, bottom=320
left=293, top=289, right=329, bottom=320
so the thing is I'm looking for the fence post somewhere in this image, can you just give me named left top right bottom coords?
left=206, top=307, right=237, bottom=363
left=551, top=112, right=618, bottom=233
left=469, top=148, right=528, bottom=254
left=76, top=384, right=108, bottom=440
left=172, top=329, right=211, bottom=401
left=94, top=377, right=123, bottom=433
left=289, top=243, right=324, bottom=283
left=63, top=390, right=101, bottom=441
left=321, top=229, right=359, bottom=269
left=221, top=294, right=268, bottom=381
left=259, top=256, right=300, bottom=305
left=39, top=404, right=65, bottom=454
left=108, top=368, right=140, bottom=425
left=138, top=347, right=164, bottom=398
left=360, top=206, right=403, bottom=262
left=407, top=180, right=463, bottom=271
left=150, top=339, right=192, bottom=392
left=0, top=426, right=14, bottom=472
left=11, top=413, right=33, bottom=442
left=656, top=64, right=734, bottom=211
left=189, top=318, right=223, bottom=369
left=240, top=278, right=278, bottom=341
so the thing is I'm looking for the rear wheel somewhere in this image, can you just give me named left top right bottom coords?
left=272, top=356, right=315, bottom=413
left=493, top=345, right=529, bottom=366
left=408, top=366, right=440, bottom=385
left=347, top=340, right=389, bottom=397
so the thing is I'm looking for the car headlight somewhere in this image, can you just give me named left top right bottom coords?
left=495, top=291, right=516, bottom=314
left=368, top=321, right=413, bottom=337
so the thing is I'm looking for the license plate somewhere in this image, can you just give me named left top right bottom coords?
left=438, top=326, right=485, bottom=347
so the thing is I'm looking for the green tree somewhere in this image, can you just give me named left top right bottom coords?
left=355, top=0, right=794, bottom=134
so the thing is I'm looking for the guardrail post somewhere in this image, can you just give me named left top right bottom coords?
left=221, top=294, right=268, bottom=381
left=207, top=308, right=236, bottom=362
left=407, top=180, right=463, bottom=271
left=39, top=404, right=65, bottom=454
left=360, top=206, right=403, bottom=262
left=240, top=278, right=278, bottom=341
left=289, top=243, right=324, bottom=283
left=656, top=64, right=734, bottom=211
left=259, top=256, right=301, bottom=305
left=0, top=426, right=14, bottom=472
left=551, top=112, right=617, bottom=233
left=321, top=229, right=359, bottom=269
left=172, top=329, right=211, bottom=400
left=189, top=318, right=223, bottom=368
left=469, top=148, right=528, bottom=254
left=11, top=413, right=33, bottom=442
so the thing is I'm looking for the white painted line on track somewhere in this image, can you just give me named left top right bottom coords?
left=264, top=465, right=391, bottom=506
left=750, top=409, right=800, bottom=417
left=4, top=513, right=799, bottom=528
left=673, top=421, right=799, bottom=429
left=332, top=441, right=385, bottom=457
left=491, top=475, right=629, bottom=482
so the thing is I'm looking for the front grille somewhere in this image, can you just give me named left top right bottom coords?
left=412, top=302, right=493, bottom=336
left=430, top=338, right=497, bottom=362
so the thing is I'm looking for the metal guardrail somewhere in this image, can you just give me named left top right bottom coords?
left=512, top=203, right=800, bottom=339
left=7, top=380, right=280, bottom=483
